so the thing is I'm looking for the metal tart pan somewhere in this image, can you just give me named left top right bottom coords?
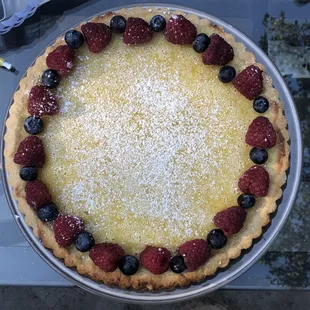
left=1, top=3, right=303, bottom=304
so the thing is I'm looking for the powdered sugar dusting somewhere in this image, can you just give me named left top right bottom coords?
left=60, top=101, right=74, bottom=113
left=41, top=35, right=255, bottom=253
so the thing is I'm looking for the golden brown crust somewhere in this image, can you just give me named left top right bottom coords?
left=4, top=7, right=290, bottom=290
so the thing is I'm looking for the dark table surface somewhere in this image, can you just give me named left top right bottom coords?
left=0, top=0, right=309, bottom=289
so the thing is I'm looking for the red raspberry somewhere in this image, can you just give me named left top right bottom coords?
left=140, top=246, right=171, bottom=275
left=232, top=65, right=263, bottom=100
left=123, top=17, right=153, bottom=45
left=25, top=180, right=52, bottom=209
left=81, top=22, right=112, bottom=53
left=214, top=207, right=247, bottom=236
left=246, top=116, right=277, bottom=148
left=178, top=239, right=210, bottom=271
left=46, top=45, right=76, bottom=76
left=202, top=34, right=234, bottom=65
left=28, top=85, right=58, bottom=117
left=238, top=165, right=270, bottom=197
left=53, top=215, right=84, bottom=247
left=89, top=243, right=125, bottom=272
left=165, top=15, right=197, bottom=45
left=14, top=136, right=45, bottom=168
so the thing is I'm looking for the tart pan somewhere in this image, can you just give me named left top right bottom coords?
left=1, top=3, right=302, bottom=304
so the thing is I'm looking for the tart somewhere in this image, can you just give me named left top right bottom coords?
left=4, top=7, right=289, bottom=290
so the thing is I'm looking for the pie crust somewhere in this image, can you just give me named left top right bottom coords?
left=4, top=7, right=289, bottom=290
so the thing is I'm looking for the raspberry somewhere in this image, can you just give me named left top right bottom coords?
left=178, top=239, right=210, bottom=271
left=238, top=165, right=270, bottom=197
left=123, top=17, right=153, bottom=45
left=202, top=34, right=234, bottom=65
left=14, top=136, right=45, bottom=168
left=246, top=116, right=277, bottom=148
left=28, top=85, right=58, bottom=117
left=165, top=15, right=197, bottom=45
left=232, top=65, right=263, bottom=100
left=53, top=215, right=84, bottom=247
left=89, top=243, right=125, bottom=272
left=214, top=207, right=247, bottom=236
left=46, top=45, right=76, bottom=76
left=140, top=246, right=171, bottom=274
left=81, top=22, right=112, bottom=53
left=25, top=180, right=52, bottom=209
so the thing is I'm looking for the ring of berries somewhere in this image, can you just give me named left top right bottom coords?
left=13, top=13, right=276, bottom=276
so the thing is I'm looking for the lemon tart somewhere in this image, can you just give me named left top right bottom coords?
left=4, top=7, right=289, bottom=290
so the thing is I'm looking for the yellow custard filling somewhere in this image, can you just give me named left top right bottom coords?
left=39, top=34, right=257, bottom=254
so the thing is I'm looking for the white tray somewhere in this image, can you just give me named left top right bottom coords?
left=0, top=0, right=48, bottom=35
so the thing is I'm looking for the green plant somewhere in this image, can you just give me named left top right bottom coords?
left=261, top=11, right=310, bottom=46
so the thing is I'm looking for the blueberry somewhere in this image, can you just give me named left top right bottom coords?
left=237, top=193, right=256, bottom=209
left=65, top=30, right=84, bottom=49
left=170, top=255, right=187, bottom=273
left=24, top=116, right=44, bottom=135
left=37, top=203, right=59, bottom=222
left=119, top=255, right=139, bottom=275
left=207, top=229, right=227, bottom=249
left=41, top=69, right=60, bottom=89
left=250, top=147, right=268, bottom=164
left=19, top=167, right=38, bottom=181
left=110, top=15, right=127, bottom=33
left=150, top=15, right=166, bottom=32
left=74, top=231, right=95, bottom=252
left=253, top=96, right=269, bottom=113
left=193, top=33, right=210, bottom=53
left=218, top=66, right=236, bottom=83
